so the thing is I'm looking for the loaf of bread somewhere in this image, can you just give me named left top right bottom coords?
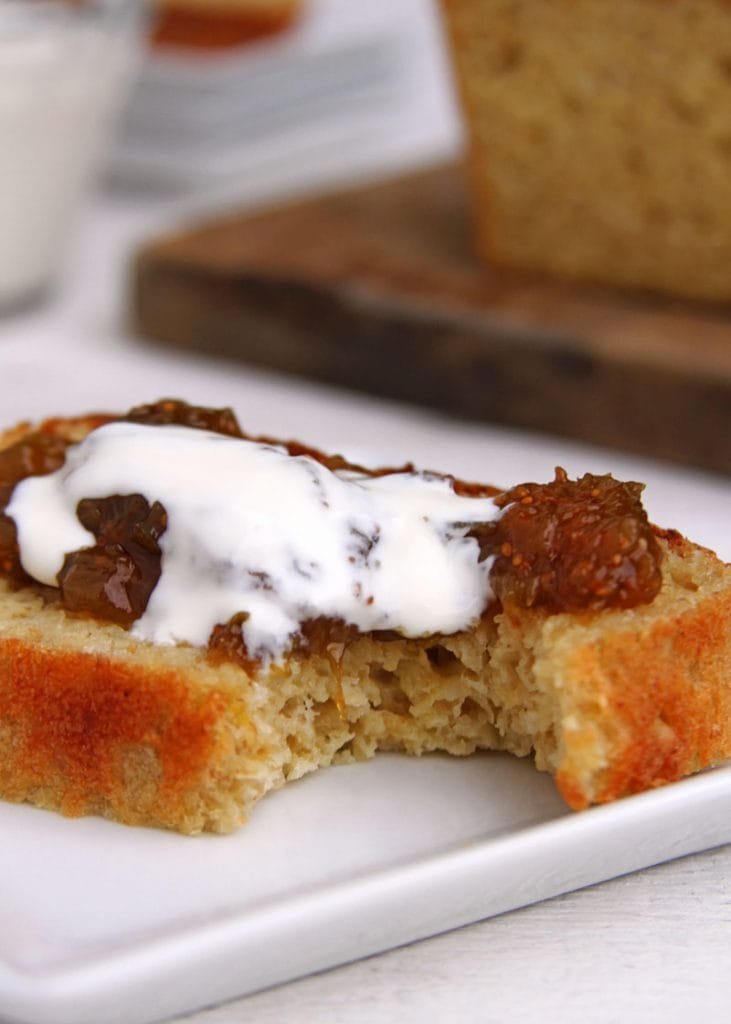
left=152, top=0, right=303, bottom=49
left=0, top=403, right=729, bottom=833
left=440, top=0, right=731, bottom=302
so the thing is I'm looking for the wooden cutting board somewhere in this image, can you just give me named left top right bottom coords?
left=132, top=162, right=731, bottom=474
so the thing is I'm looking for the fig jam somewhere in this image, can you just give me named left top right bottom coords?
left=0, top=430, right=69, bottom=585
left=0, top=402, right=665, bottom=665
left=209, top=613, right=358, bottom=673
left=471, top=468, right=663, bottom=612
left=207, top=612, right=262, bottom=673
left=124, top=398, right=243, bottom=438
left=58, top=495, right=167, bottom=627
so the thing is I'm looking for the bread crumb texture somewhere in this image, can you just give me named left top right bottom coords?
left=0, top=534, right=728, bottom=833
left=441, top=0, right=731, bottom=300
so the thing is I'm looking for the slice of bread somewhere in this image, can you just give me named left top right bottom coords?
left=0, top=410, right=728, bottom=833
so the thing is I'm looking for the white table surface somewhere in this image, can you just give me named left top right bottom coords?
left=180, top=845, right=731, bottom=1024
left=0, top=5, right=729, bottom=1020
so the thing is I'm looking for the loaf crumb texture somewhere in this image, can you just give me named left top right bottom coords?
left=0, top=534, right=728, bottom=833
left=441, top=0, right=731, bottom=300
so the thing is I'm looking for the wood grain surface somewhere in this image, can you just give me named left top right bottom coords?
left=132, top=163, right=731, bottom=474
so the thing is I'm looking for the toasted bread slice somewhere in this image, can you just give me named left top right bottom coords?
left=0, top=411, right=728, bottom=833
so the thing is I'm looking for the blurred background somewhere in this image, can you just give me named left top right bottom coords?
left=0, top=0, right=458, bottom=309
left=116, top=0, right=459, bottom=200
left=2, top=0, right=729, bottom=480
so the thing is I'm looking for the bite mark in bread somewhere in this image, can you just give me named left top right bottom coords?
left=0, top=402, right=728, bottom=833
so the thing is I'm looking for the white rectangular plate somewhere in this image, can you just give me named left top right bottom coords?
left=1, top=754, right=730, bottom=1024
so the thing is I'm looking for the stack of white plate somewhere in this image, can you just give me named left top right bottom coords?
left=112, top=0, right=455, bottom=195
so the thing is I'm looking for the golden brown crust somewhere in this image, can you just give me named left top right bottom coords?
left=553, top=545, right=731, bottom=807
left=0, top=637, right=227, bottom=828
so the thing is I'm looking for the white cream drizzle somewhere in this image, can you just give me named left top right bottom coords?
left=7, top=423, right=502, bottom=660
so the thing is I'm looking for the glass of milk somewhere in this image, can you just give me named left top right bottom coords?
left=0, top=0, right=147, bottom=310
